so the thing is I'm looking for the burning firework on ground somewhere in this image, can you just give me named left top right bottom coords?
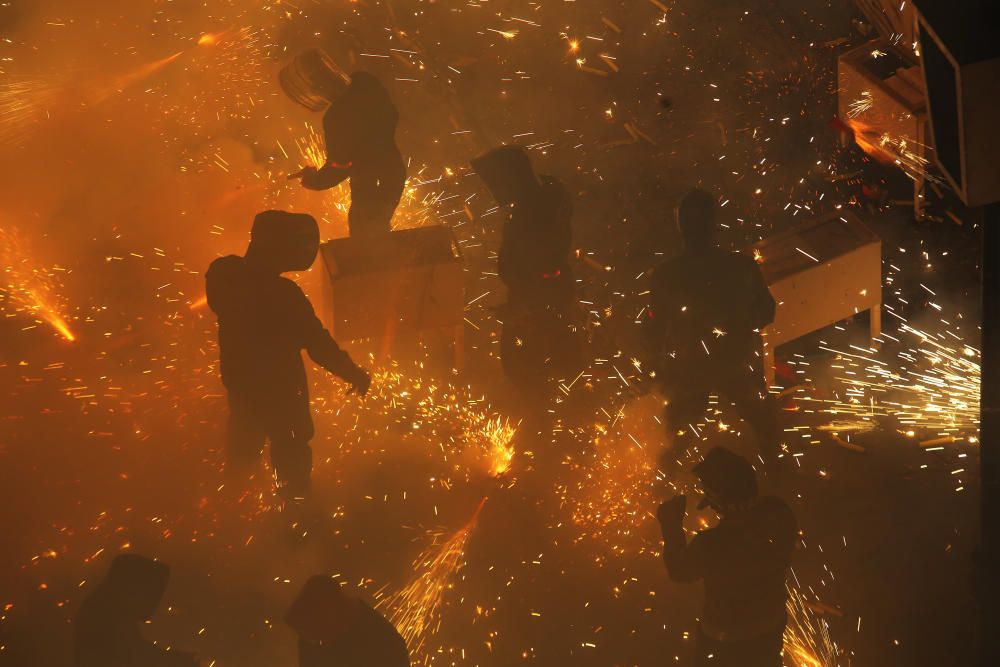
left=784, top=584, right=840, bottom=667
left=378, top=497, right=488, bottom=656
left=0, top=226, right=75, bottom=341
left=800, top=317, right=979, bottom=442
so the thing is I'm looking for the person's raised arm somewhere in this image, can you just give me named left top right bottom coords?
left=657, top=495, right=705, bottom=583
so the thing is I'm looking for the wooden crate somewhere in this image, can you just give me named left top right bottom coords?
left=316, top=226, right=464, bottom=365
left=748, top=212, right=882, bottom=385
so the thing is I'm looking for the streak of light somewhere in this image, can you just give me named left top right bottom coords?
left=378, top=498, right=488, bottom=654
left=0, top=226, right=76, bottom=341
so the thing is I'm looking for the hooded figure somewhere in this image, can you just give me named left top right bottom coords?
left=472, top=146, right=577, bottom=389
left=206, top=211, right=370, bottom=499
left=285, top=575, right=409, bottom=667
left=645, top=188, right=779, bottom=468
left=73, top=554, right=197, bottom=667
left=283, top=49, right=406, bottom=238
left=657, top=447, right=796, bottom=667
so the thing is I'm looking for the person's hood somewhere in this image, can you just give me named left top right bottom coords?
left=285, top=575, right=361, bottom=643
left=471, top=145, right=541, bottom=208
left=693, top=446, right=758, bottom=509
left=247, top=210, right=320, bottom=273
left=93, top=554, right=170, bottom=621
left=348, top=70, right=385, bottom=93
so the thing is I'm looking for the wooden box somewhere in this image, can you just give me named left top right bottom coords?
left=316, top=226, right=464, bottom=364
left=748, top=212, right=882, bottom=385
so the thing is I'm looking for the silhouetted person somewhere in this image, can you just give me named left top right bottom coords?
left=285, top=575, right=410, bottom=667
left=206, top=211, right=370, bottom=499
left=74, top=554, right=197, bottom=667
left=657, top=447, right=796, bottom=667
left=472, top=145, right=577, bottom=389
left=645, top=188, right=779, bottom=468
left=283, top=49, right=406, bottom=238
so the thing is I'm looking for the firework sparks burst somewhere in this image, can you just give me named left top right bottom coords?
left=846, top=91, right=874, bottom=119
left=802, top=319, right=979, bottom=439
left=0, top=226, right=76, bottom=341
left=847, top=118, right=940, bottom=184
left=379, top=497, right=488, bottom=655
left=479, top=416, right=517, bottom=477
left=783, top=585, right=840, bottom=667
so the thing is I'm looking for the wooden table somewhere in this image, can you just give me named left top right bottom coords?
left=749, top=212, right=882, bottom=385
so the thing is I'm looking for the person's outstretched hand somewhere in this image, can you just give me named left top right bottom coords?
left=289, top=165, right=325, bottom=190
left=657, top=495, right=687, bottom=530
left=347, top=367, right=371, bottom=397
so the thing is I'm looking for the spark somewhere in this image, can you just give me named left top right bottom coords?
left=478, top=417, right=516, bottom=477
left=802, top=319, right=979, bottom=438
left=847, top=91, right=874, bottom=119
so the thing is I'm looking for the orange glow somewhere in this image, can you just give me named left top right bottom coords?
left=846, top=118, right=893, bottom=164
left=28, top=290, right=76, bottom=341
left=1, top=226, right=76, bottom=342
left=197, top=31, right=227, bottom=47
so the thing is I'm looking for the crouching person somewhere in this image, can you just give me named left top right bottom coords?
left=74, top=554, right=198, bottom=667
left=285, top=575, right=410, bottom=667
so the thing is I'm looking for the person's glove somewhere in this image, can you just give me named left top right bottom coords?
left=346, top=366, right=371, bottom=397
left=656, top=495, right=687, bottom=530
left=296, top=166, right=325, bottom=190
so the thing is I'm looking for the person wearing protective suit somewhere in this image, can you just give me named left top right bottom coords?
left=645, top=188, right=779, bottom=469
left=74, top=554, right=198, bottom=667
left=657, top=447, right=796, bottom=667
left=471, top=145, right=577, bottom=390
left=282, top=49, right=406, bottom=239
left=206, top=211, right=370, bottom=500
left=285, top=575, right=410, bottom=667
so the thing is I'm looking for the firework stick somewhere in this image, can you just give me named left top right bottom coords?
left=601, top=17, right=622, bottom=33
left=831, top=434, right=865, bottom=452
left=919, top=436, right=957, bottom=447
